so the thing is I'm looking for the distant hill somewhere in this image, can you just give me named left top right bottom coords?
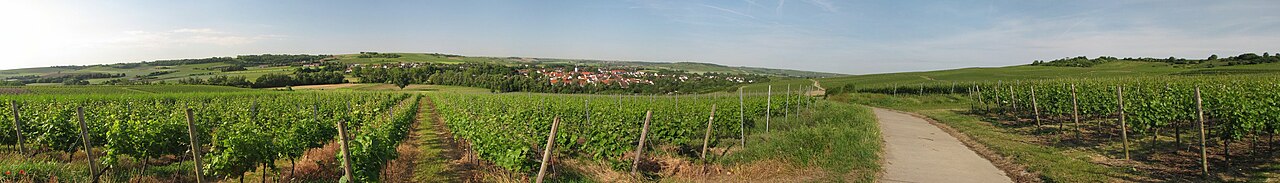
left=738, top=53, right=1280, bottom=93
left=0, top=52, right=842, bottom=85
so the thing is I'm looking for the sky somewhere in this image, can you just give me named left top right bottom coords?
left=1, top=0, right=1277, bottom=74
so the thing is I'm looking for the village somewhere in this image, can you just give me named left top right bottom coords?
left=340, top=62, right=758, bottom=88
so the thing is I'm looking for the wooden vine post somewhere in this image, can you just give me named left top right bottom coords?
left=738, top=89, right=745, bottom=147
left=336, top=119, right=354, bottom=181
left=76, top=107, right=97, bottom=182
left=892, top=84, right=898, bottom=96
left=1118, top=86, right=1129, bottom=160
left=185, top=109, right=206, bottom=183
left=631, top=111, right=653, bottom=174
left=1071, top=84, right=1082, bottom=140
left=10, top=101, right=24, bottom=156
left=700, top=105, right=717, bottom=174
left=766, top=85, right=772, bottom=133
left=1009, top=85, right=1018, bottom=117
left=995, top=81, right=1003, bottom=113
left=1031, top=85, right=1042, bottom=131
left=536, top=117, right=562, bottom=183
left=976, top=85, right=986, bottom=112
left=784, top=85, right=791, bottom=122
left=1195, top=87, right=1208, bottom=177
left=950, top=82, right=956, bottom=94
left=584, top=99, right=591, bottom=129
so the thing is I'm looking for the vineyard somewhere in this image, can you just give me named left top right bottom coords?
left=0, top=86, right=828, bottom=182
left=429, top=91, right=817, bottom=176
left=0, top=92, right=418, bottom=182
left=855, top=75, right=1280, bottom=179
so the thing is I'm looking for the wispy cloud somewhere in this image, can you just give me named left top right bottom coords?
left=99, top=28, right=282, bottom=48
left=801, top=0, right=837, bottom=12
left=699, top=4, right=757, bottom=20
left=775, top=0, right=785, bottom=14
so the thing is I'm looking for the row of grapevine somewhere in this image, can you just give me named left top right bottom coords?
left=428, top=91, right=815, bottom=173
left=966, top=77, right=1280, bottom=141
left=0, top=92, right=416, bottom=181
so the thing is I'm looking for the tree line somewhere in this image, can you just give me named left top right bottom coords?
left=4, top=73, right=125, bottom=85
left=350, top=62, right=767, bottom=94
left=177, top=68, right=346, bottom=88
left=1031, top=52, right=1280, bottom=67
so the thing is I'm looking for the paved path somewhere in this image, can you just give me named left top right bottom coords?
left=875, top=108, right=1012, bottom=183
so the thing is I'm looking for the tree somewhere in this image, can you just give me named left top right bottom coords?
left=253, top=73, right=295, bottom=88
left=1208, top=54, right=1218, bottom=60
left=392, top=69, right=412, bottom=89
left=221, top=65, right=247, bottom=72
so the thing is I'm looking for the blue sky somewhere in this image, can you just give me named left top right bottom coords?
left=1, top=0, right=1277, bottom=74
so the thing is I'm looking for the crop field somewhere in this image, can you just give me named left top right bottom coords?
left=431, top=92, right=805, bottom=171
left=0, top=85, right=886, bottom=182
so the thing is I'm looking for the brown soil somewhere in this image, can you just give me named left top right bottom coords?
left=380, top=98, right=425, bottom=182
left=549, top=143, right=827, bottom=183
left=280, top=141, right=344, bottom=182
left=654, top=156, right=827, bottom=183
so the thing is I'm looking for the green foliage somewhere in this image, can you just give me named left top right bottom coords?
left=1032, top=52, right=1280, bottom=67
left=253, top=73, right=295, bottom=88
left=356, top=52, right=402, bottom=58
left=232, top=54, right=331, bottom=67
left=722, top=101, right=880, bottom=182
left=0, top=92, right=415, bottom=181
left=343, top=95, right=418, bottom=181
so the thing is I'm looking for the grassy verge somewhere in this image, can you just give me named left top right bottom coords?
left=914, top=109, right=1124, bottom=182
left=721, top=101, right=881, bottom=182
